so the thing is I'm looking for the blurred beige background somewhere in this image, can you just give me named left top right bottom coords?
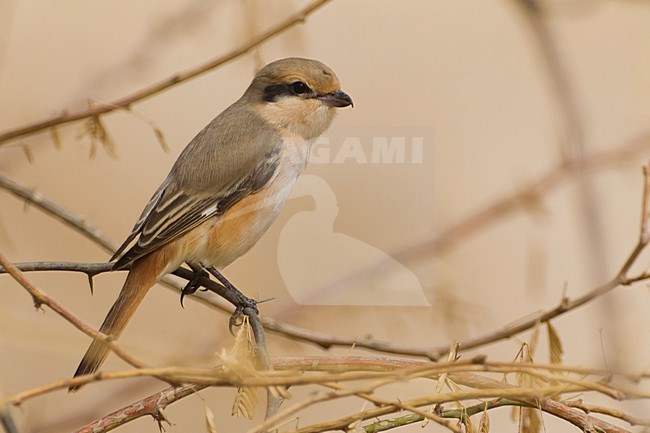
left=1, top=0, right=650, bottom=431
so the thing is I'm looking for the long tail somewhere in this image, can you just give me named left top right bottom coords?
left=69, top=257, right=162, bottom=392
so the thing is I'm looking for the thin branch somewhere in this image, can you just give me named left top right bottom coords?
left=262, top=316, right=442, bottom=360
left=0, top=260, right=445, bottom=359
left=55, top=355, right=645, bottom=433
left=291, top=388, right=631, bottom=433
left=3, top=148, right=650, bottom=360
left=7, top=358, right=484, bottom=405
left=0, top=0, right=332, bottom=145
left=322, top=382, right=461, bottom=433
left=290, top=388, right=630, bottom=433
left=360, top=399, right=529, bottom=433
left=0, top=404, right=19, bottom=433
left=425, top=162, right=650, bottom=356
left=5, top=250, right=650, bottom=362
left=72, top=384, right=199, bottom=433
left=564, top=400, right=650, bottom=427
left=0, top=251, right=147, bottom=372
left=0, top=172, right=115, bottom=253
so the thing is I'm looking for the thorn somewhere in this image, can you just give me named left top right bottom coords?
left=152, top=407, right=171, bottom=432
left=257, top=297, right=275, bottom=304
left=87, top=274, right=94, bottom=295
left=32, top=297, right=43, bottom=311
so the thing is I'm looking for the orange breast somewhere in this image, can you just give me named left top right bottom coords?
left=167, top=131, right=310, bottom=271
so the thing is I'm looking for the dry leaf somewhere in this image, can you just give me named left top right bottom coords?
left=206, top=406, right=218, bottom=433
left=229, top=317, right=259, bottom=419
left=232, top=385, right=258, bottom=419
left=123, top=106, right=170, bottom=153
left=546, top=322, right=563, bottom=364
left=520, top=407, right=541, bottom=433
left=514, top=342, right=547, bottom=392
left=462, top=409, right=474, bottom=433
left=50, top=127, right=62, bottom=149
left=21, top=144, right=34, bottom=164
left=153, top=126, right=170, bottom=152
left=479, top=406, right=489, bottom=433
left=93, top=116, right=118, bottom=159
left=423, top=342, right=459, bottom=428
left=510, top=405, right=518, bottom=422
left=529, top=321, right=540, bottom=359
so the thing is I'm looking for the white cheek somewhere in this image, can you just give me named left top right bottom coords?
left=311, top=106, right=336, bottom=135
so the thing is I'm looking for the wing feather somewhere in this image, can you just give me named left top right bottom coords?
left=112, top=146, right=280, bottom=270
left=111, top=102, right=282, bottom=270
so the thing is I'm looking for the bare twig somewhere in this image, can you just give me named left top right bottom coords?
left=0, top=254, right=281, bottom=430
left=322, top=382, right=462, bottom=433
left=13, top=356, right=644, bottom=410
left=0, top=172, right=115, bottom=253
left=0, top=0, right=332, bottom=145
left=425, top=162, right=650, bottom=356
left=48, top=356, right=643, bottom=433
left=0, top=171, right=645, bottom=360
left=291, top=388, right=631, bottom=433
left=0, top=251, right=147, bottom=372
left=5, top=247, right=650, bottom=361
left=7, top=201, right=650, bottom=364
left=0, top=404, right=19, bottom=433
left=3, top=137, right=650, bottom=361
left=565, top=400, right=650, bottom=427
left=1, top=260, right=445, bottom=359
left=72, top=384, right=198, bottom=433
left=290, top=388, right=630, bottom=433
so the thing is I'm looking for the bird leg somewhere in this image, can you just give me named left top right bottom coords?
left=203, top=266, right=260, bottom=334
left=180, top=263, right=209, bottom=308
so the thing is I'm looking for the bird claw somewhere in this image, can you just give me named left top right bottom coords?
left=228, top=296, right=259, bottom=335
left=179, top=285, right=194, bottom=308
left=191, top=265, right=270, bottom=335
left=180, top=267, right=208, bottom=308
left=229, top=307, right=244, bottom=335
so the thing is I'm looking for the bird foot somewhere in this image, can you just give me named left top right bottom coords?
left=180, top=266, right=209, bottom=308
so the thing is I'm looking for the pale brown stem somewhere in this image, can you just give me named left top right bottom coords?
left=0, top=0, right=332, bottom=145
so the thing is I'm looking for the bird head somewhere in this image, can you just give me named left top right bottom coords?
left=246, top=57, right=353, bottom=139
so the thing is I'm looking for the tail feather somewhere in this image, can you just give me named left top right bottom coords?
left=69, top=257, right=160, bottom=392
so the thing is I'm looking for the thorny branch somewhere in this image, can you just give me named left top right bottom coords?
left=23, top=356, right=640, bottom=433
left=0, top=0, right=332, bottom=145
left=6, top=256, right=650, bottom=363
left=0, top=174, right=115, bottom=253
left=6, top=160, right=650, bottom=431
left=3, top=134, right=650, bottom=361
left=1, top=4, right=647, bottom=433
left=0, top=251, right=147, bottom=371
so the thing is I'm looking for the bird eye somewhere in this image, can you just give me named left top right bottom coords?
left=291, top=81, right=308, bottom=95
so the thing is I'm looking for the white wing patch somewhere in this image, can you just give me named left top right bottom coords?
left=201, top=202, right=219, bottom=217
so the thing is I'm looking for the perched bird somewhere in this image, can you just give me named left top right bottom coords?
left=70, top=57, right=352, bottom=391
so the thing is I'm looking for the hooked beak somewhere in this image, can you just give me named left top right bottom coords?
left=319, top=90, right=353, bottom=108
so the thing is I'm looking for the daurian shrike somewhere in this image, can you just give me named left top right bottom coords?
left=70, top=57, right=352, bottom=390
